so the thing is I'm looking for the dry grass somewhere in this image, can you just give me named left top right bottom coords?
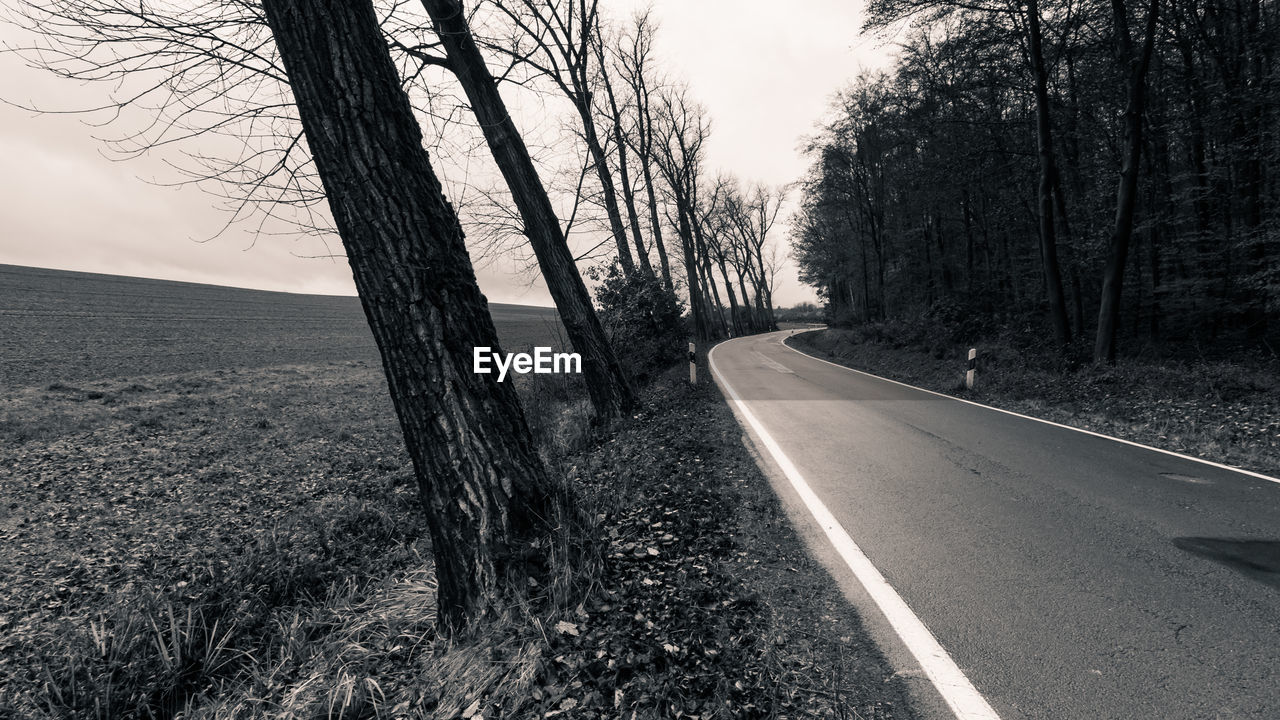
left=2, top=354, right=914, bottom=719
left=0, top=362, right=427, bottom=719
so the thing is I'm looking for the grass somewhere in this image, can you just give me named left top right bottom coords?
left=0, top=264, right=563, bottom=388
left=0, top=362, right=428, bottom=718
left=790, top=326, right=1280, bottom=478
left=0, top=357, right=915, bottom=719
left=0, top=266, right=911, bottom=718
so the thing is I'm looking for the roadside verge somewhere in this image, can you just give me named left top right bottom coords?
left=546, top=372, right=919, bottom=718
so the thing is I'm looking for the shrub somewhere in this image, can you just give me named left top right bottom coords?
left=589, top=263, right=685, bottom=383
left=774, top=302, right=825, bottom=324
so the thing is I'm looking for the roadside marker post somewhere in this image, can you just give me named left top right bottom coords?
left=689, top=341, right=697, bottom=384
left=965, top=348, right=977, bottom=390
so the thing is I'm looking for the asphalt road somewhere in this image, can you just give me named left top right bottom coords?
left=711, top=330, right=1280, bottom=720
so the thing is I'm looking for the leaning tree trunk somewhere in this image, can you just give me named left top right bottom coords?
left=261, top=0, right=562, bottom=630
left=737, top=271, right=756, bottom=332
left=1026, top=0, right=1074, bottom=349
left=1095, top=0, right=1159, bottom=363
left=641, top=159, right=674, bottom=289
left=594, top=42, right=656, bottom=278
left=421, top=0, right=634, bottom=419
left=717, top=258, right=742, bottom=335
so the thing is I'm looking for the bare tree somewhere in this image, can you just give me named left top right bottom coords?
left=615, top=8, right=674, bottom=289
left=591, top=16, right=656, bottom=278
left=260, top=0, right=563, bottom=628
left=651, top=82, right=714, bottom=341
left=865, top=0, right=1073, bottom=349
left=5, top=1, right=335, bottom=241
left=741, top=183, right=785, bottom=331
left=699, top=176, right=747, bottom=335
left=10, top=0, right=636, bottom=421
left=801, top=0, right=1279, bottom=351
left=10, top=0, right=598, bottom=628
left=417, top=0, right=635, bottom=419
left=1023, top=0, right=1073, bottom=348
left=720, top=180, right=783, bottom=332
left=488, top=0, right=637, bottom=275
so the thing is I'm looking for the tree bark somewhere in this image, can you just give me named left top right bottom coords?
left=261, top=0, right=561, bottom=629
left=421, top=0, right=635, bottom=419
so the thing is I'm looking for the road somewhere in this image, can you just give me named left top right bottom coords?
left=710, top=330, right=1280, bottom=720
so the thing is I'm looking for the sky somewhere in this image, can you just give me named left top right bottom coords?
left=0, top=1, right=890, bottom=307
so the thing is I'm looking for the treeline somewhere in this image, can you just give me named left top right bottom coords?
left=792, top=0, right=1278, bottom=361
left=483, top=7, right=786, bottom=341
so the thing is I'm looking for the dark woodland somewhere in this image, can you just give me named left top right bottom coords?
left=792, top=0, right=1279, bottom=361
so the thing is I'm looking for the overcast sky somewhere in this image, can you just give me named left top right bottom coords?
left=0, top=1, right=889, bottom=307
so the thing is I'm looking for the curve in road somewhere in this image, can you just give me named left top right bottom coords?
left=710, top=330, right=1280, bottom=720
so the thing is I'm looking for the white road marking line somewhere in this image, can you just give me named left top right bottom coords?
left=778, top=331, right=1280, bottom=486
left=708, top=338, right=1002, bottom=720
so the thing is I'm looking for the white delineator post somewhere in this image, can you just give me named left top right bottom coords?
left=965, top=348, right=977, bottom=390
left=689, top=341, right=697, bottom=384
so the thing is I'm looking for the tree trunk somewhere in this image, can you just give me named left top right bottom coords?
left=718, top=258, right=742, bottom=335
left=594, top=44, right=655, bottom=278
left=1050, top=168, right=1085, bottom=337
left=422, top=0, right=635, bottom=419
left=641, top=161, right=673, bottom=289
left=1026, top=0, right=1073, bottom=348
left=737, top=272, right=755, bottom=332
left=751, top=243, right=777, bottom=330
left=690, top=208, right=727, bottom=336
left=674, top=198, right=710, bottom=341
left=699, top=245, right=728, bottom=337
left=1095, top=0, right=1159, bottom=363
left=261, top=0, right=561, bottom=630
left=574, top=94, right=636, bottom=276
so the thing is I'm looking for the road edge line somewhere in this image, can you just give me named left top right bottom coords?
left=780, top=331, right=1280, bottom=486
left=708, top=338, right=1002, bottom=720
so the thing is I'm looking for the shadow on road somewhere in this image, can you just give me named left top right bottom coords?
left=1174, top=537, right=1280, bottom=590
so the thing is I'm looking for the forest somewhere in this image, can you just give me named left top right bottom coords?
left=792, top=0, right=1279, bottom=362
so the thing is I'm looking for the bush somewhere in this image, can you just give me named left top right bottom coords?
left=590, top=263, right=685, bottom=383
left=774, top=302, right=825, bottom=324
